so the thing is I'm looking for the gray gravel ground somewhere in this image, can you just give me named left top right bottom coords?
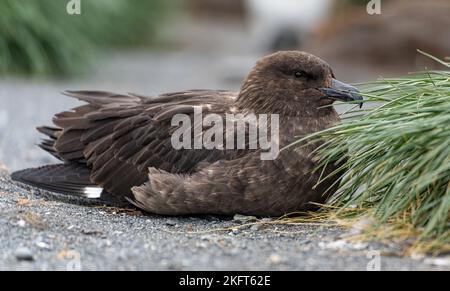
left=0, top=166, right=447, bottom=271
left=0, top=52, right=448, bottom=271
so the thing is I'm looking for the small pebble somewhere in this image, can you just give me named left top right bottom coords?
left=233, top=214, right=258, bottom=224
left=200, top=235, right=213, bottom=241
left=228, top=229, right=239, bottom=236
left=82, top=229, right=104, bottom=236
left=298, top=239, right=311, bottom=245
left=17, top=220, right=26, bottom=228
left=250, top=224, right=263, bottom=231
left=15, top=247, right=34, bottom=262
left=103, top=240, right=113, bottom=247
left=165, top=220, right=177, bottom=227
left=35, top=241, right=51, bottom=250
left=269, top=254, right=282, bottom=265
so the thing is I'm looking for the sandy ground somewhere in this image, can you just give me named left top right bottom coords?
left=0, top=52, right=448, bottom=271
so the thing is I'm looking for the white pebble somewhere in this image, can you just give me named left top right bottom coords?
left=17, top=220, right=26, bottom=228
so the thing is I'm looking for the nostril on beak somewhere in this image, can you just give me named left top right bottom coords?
left=319, top=79, right=363, bottom=108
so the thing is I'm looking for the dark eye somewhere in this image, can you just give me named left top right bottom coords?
left=294, top=71, right=305, bottom=79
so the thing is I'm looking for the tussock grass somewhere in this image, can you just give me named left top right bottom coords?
left=287, top=51, right=450, bottom=255
left=0, top=0, right=172, bottom=77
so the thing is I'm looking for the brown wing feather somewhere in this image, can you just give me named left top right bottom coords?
left=38, top=90, right=248, bottom=197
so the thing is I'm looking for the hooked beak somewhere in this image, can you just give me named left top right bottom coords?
left=319, top=79, right=363, bottom=108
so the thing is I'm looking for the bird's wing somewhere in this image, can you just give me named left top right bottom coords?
left=38, top=90, right=251, bottom=196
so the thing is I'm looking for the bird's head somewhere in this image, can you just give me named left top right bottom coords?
left=237, top=51, right=362, bottom=116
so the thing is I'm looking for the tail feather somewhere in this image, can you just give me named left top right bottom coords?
left=11, top=164, right=102, bottom=198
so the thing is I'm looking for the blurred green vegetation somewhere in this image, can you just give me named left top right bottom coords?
left=0, top=0, right=173, bottom=77
left=342, top=0, right=392, bottom=6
